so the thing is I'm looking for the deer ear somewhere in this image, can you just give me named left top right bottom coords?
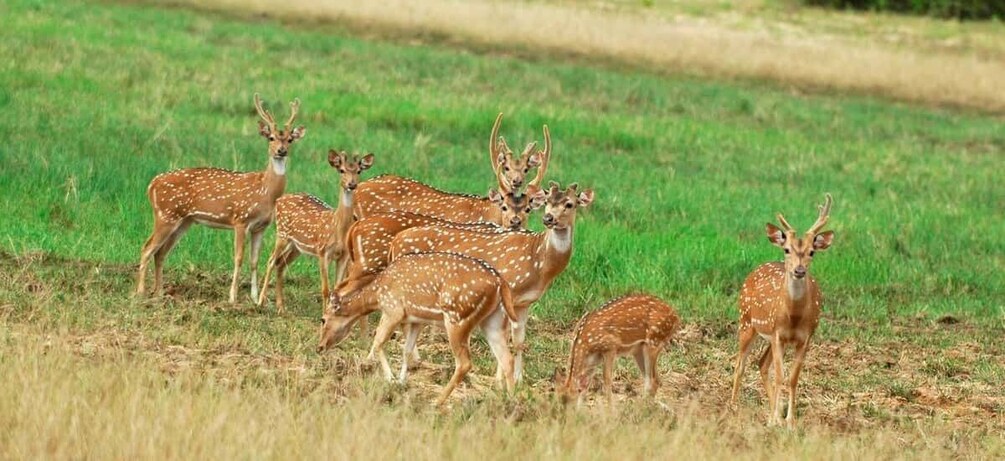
left=766, top=223, right=786, bottom=247
left=527, top=186, right=547, bottom=208
left=496, top=152, right=507, bottom=166
left=577, top=189, right=594, bottom=208
left=528, top=152, right=543, bottom=168
left=258, top=121, right=271, bottom=137
left=290, top=126, right=306, bottom=141
left=487, top=189, right=504, bottom=204
left=358, top=153, right=375, bottom=170
left=328, top=150, right=343, bottom=169
left=813, top=231, right=834, bottom=250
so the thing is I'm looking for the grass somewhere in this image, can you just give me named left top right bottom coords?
left=168, top=0, right=1005, bottom=112
left=0, top=0, right=1004, bottom=457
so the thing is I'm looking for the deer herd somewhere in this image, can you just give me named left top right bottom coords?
left=134, top=94, right=836, bottom=429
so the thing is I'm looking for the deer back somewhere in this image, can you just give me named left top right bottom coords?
left=389, top=225, right=564, bottom=305
left=345, top=211, right=506, bottom=279
left=353, top=175, right=497, bottom=223
left=376, top=252, right=508, bottom=324
left=147, top=167, right=283, bottom=229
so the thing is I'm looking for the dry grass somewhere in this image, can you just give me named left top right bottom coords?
left=3, top=323, right=1002, bottom=460
left=171, top=0, right=1005, bottom=113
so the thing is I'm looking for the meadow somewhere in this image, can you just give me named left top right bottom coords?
left=0, top=0, right=1003, bottom=458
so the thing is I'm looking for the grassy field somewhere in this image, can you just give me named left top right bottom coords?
left=1, top=0, right=1004, bottom=457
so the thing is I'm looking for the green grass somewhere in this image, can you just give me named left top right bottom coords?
left=0, top=0, right=1004, bottom=455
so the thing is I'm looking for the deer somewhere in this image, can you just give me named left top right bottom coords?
left=352, top=114, right=551, bottom=224
left=255, top=150, right=374, bottom=313
left=388, top=182, right=594, bottom=382
left=317, top=252, right=519, bottom=406
left=555, top=294, right=681, bottom=406
left=135, top=93, right=305, bottom=303
left=730, top=193, right=834, bottom=429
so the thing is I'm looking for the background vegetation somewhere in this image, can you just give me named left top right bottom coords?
left=804, top=0, right=1005, bottom=20
left=0, top=0, right=1002, bottom=458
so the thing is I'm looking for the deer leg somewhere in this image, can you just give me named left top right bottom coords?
left=512, top=306, right=531, bottom=383
left=248, top=229, right=265, bottom=302
left=399, top=323, right=421, bottom=383
left=257, top=237, right=286, bottom=307
left=228, top=225, right=248, bottom=304
left=631, top=346, right=649, bottom=394
left=730, top=326, right=757, bottom=408
left=602, top=350, right=617, bottom=404
left=152, top=219, right=191, bottom=297
left=769, top=334, right=785, bottom=426
left=404, top=323, right=424, bottom=369
left=334, top=253, right=349, bottom=284
left=319, top=256, right=331, bottom=313
left=482, top=309, right=515, bottom=391
left=367, top=312, right=402, bottom=382
left=274, top=247, right=299, bottom=314
left=786, top=339, right=810, bottom=430
left=758, top=344, right=774, bottom=409
left=644, top=344, right=660, bottom=397
left=437, top=325, right=473, bottom=406
left=136, top=218, right=179, bottom=296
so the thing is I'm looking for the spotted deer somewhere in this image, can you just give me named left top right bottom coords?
left=389, top=182, right=594, bottom=382
left=318, top=252, right=519, bottom=405
left=255, top=150, right=374, bottom=313
left=556, top=294, right=680, bottom=405
left=352, top=115, right=551, bottom=224
left=730, top=194, right=834, bottom=429
left=136, top=94, right=305, bottom=302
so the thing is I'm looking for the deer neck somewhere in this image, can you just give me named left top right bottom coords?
left=782, top=273, right=813, bottom=315
left=540, top=227, right=573, bottom=270
left=343, top=282, right=379, bottom=318
left=327, top=189, right=355, bottom=247
left=263, top=157, right=288, bottom=201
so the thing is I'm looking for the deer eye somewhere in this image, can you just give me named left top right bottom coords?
left=564, top=202, right=573, bottom=209
left=523, top=167, right=529, bottom=173
left=504, top=166, right=510, bottom=172
left=320, top=317, right=325, bottom=325
left=784, top=248, right=791, bottom=254
left=525, top=207, right=531, bottom=212
left=501, top=206, right=508, bottom=211
left=809, top=250, right=815, bottom=257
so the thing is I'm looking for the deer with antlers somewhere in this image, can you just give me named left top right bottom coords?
left=556, top=294, right=681, bottom=405
left=136, top=94, right=305, bottom=302
left=318, top=252, right=519, bottom=405
left=255, top=150, right=374, bottom=313
left=352, top=114, right=550, bottom=224
left=730, top=194, right=835, bottom=429
left=389, top=182, right=593, bottom=382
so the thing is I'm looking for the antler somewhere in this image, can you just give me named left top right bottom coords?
left=283, top=98, right=301, bottom=133
left=527, top=125, right=551, bottom=189
left=776, top=213, right=795, bottom=233
left=805, top=193, right=833, bottom=236
left=254, top=93, right=276, bottom=131
left=490, top=112, right=504, bottom=173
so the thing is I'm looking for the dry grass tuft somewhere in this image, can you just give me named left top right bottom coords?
left=175, top=0, right=1005, bottom=112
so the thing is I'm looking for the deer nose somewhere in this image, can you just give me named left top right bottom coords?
left=316, top=345, right=324, bottom=354
left=511, top=178, right=523, bottom=188
left=346, top=182, right=357, bottom=191
left=277, top=148, right=288, bottom=157
left=543, top=214, right=555, bottom=225
left=793, top=265, right=807, bottom=279
left=509, top=216, right=522, bottom=227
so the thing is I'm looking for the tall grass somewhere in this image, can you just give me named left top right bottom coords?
left=3, top=325, right=1000, bottom=459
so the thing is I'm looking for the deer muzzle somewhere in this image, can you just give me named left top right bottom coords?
left=793, top=265, right=807, bottom=279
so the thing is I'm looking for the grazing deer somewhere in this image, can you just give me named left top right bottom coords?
left=352, top=116, right=551, bottom=224
left=489, top=113, right=547, bottom=191
left=136, top=94, right=305, bottom=302
left=389, top=182, right=594, bottom=382
left=730, top=194, right=834, bottom=429
left=256, top=150, right=374, bottom=313
left=317, top=252, right=519, bottom=405
left=555, top=294, right=680, bottom=405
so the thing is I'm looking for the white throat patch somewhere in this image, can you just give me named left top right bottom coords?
left=787, top=276, right=807, bottom=301
left=548, top=229, right=571, bottom=253
left=272, top=158, right=286, bottom=175
left=341, top=190, right=354, bottom=208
